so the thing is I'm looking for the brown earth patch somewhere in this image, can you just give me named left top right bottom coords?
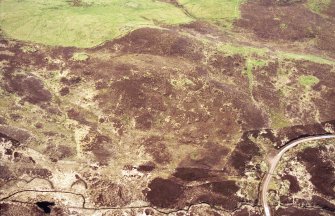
left=282, top=174, right=300, bottom=193
left=92, top=28, right=204, bottom=61
left=0, top=125, right=30, bottom=145
left=0, top=132, right=20, bottom=147
left=137, top=163, right=155, bottom=172
left=0, top=203, right=44, bottom=216
left=67, top=108, right=91, bottom=126
left=311, top=195, right=335, bottom=212
left=275, top=206, right=322, bottom=216
left=0, top=116, right=7, bottom=125
left=44, top=144, right=74, bottom=162
left=82, top=131, right=112, bottom=165
left=232, top=207, right=262, bottom=216
left=12, top=152, right=36, bottom=164
left=207, top=180, right=239, bottom=196
left=2, top=73, right=52, bottom=105
left=145, top=178, right=183, bottom=208
left=165, top=177, right=243, bottom=211
left=95, top=75, right=169, bottom=116
left=235, top=99, right=269, bottom=130
left=68, top=0, right=90, bottom=7
left=229, top=151, right=253, bottom=175
left=236, top=1, right=320, bottom=41
left=275, top=122, right=328, bottom=148
left=195, top=194, right=239, bottom=211
left=236, top=1, right=335, bottom=55
left=297, top=146, right=335, bottom=197
left=173, top=167, right=212, bottom=181
left=17, top=167, right=52, bottom=178
left=135, top=112, right=154, bottom=130
left=252, top=61, right=281, bottom=109
left=209, top=54, right=245, bottom=75
left=180, top=21, right=221, bottom=35
left=230, top=120, right=332, bottom=150
left=142, top=136, right=171, bottom=165
left=144, top=208, right=155, bottom=215
left=260, top=0, right=305, bottom=6
left=324, top=1, right=335, bottom=17
left=316, top=25, right=335, bottom=54
left=179, top=141, right=230, bottom=168
left=208, top=81, right=268, bottom=130
left=90, top=181, right=131, bottom=207
left=59, top=87, right=70, bottom=96
left=0, top=165, right=14, bottom=181
left=0, top=40, right=49, bottom=70
left=228, top=132, right=261, bottom=175
left=60, top=76, right=81, bottom=86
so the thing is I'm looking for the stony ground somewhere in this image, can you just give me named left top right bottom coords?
left=0, top=0, right=334, bottom=215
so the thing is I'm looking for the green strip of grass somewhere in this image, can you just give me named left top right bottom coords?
left=278, top=52, right=335, bottom=65
left=178, top=0, right=244, bottom=28
left=218, top=43, right=335, bottom=66
left=0, top=0, right=192, bottom=48
left=218, top=43, right=268, bottom=57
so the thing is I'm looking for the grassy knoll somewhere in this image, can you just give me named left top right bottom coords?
left=298, top=75, right=320, bottom=87
left=72, top=52, right=89, bottom=61
left=0, top=0, right=192, bottom=48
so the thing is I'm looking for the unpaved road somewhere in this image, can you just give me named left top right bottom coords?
left=261, top=134, right=335, bottom=216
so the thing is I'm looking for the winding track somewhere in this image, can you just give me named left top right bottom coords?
left=261, top=134, right=335, bottom=216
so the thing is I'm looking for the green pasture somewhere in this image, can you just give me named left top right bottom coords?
left=0, top=0, right=192, bottom=47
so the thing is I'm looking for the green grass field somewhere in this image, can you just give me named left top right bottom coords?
left=178, top=0, right=244, bottom=27
left=0, top=0, right=192, bottom=47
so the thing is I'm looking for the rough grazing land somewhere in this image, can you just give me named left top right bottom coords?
left=0, top=0, right=334, bottom=215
